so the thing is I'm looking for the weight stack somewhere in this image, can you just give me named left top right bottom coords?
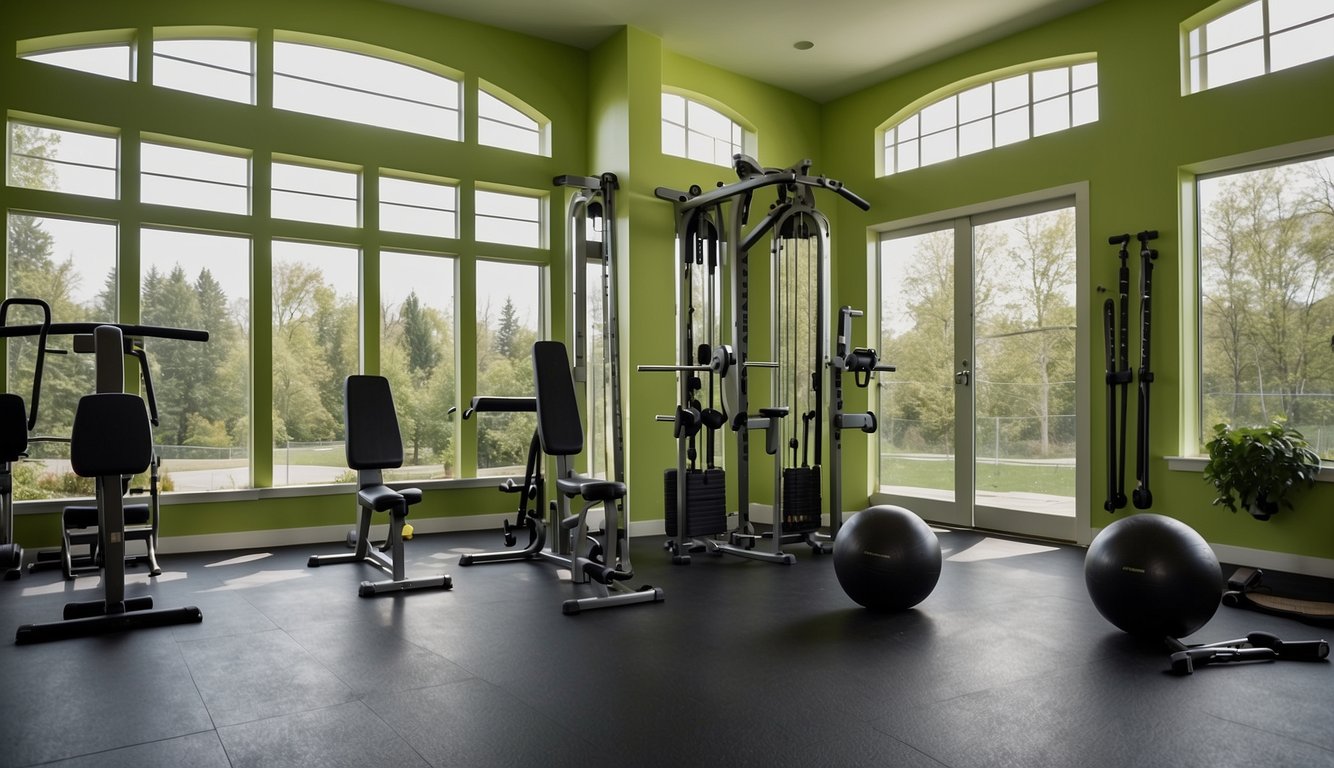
left=664, top=468, right=727, bottom=537
left=782, top=466, right=822, bottom=533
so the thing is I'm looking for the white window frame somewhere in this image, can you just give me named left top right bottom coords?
left=1183, top=0, right=1334, bottom=95
left=272, top=33, right=463, bottom=141
left=477, top=80, right=548, bottom=157
left=140, top=135, right=251, bottom=215
left=474, top=186, right=545, bottom=249
left=661, top=91, right=751, bottom=167
left=152, top=31, right=256, bottom=104
left=1178, top=134, right=1334, bottom=460
left=16, top=31, right=135, bottom=81
left=877, top=57, right=1098, bottom=177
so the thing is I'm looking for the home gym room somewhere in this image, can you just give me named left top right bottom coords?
left=1, top=0, right=1333, bottom=765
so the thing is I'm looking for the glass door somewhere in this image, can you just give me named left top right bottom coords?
left=876, top=197, right=1083, bottom=541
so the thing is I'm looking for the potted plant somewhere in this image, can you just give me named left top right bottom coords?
left=1202, top=420, right=1323, bottom=520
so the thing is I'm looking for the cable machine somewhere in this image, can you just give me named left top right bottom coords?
left=644, top=156, right=871, bottom=564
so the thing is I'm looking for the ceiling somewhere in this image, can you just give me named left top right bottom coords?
left=380, top=0, right=1105, bottom=102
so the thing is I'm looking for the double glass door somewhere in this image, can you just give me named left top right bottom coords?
left=874, top=195, right=1087, bottom=541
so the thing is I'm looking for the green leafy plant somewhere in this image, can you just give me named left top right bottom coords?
left=1202, top=420, right=1323, bottom=520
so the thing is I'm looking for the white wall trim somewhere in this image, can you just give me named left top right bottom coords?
left=1208, top=543, right=1334, bottom=580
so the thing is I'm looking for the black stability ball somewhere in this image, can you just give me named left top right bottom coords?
left=1084, top=514, right=1221, bottom=638
left=833, top=505, right=942, bottom=611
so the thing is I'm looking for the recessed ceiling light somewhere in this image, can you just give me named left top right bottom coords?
left=793, top=40, right=814, bottom=50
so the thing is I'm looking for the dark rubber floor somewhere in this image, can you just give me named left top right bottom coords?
left=1, top=526, right=1331, bottom=767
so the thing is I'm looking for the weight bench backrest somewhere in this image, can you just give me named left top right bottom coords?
left=70, top=393, right=152, bottom=477
left=344, top=375, right=404, bottom=471
left=533, top=341, right=582, bottom=458
left=0, top=393, right=27, bottom=462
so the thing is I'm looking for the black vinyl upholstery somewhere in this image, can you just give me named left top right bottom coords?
left=0, top=392, right=27, bottom=461
left=344, top=375, right=404, bottom=471
left=533, top=341, right=582, bottom=457
left=70, top=393, right=152, bottom=477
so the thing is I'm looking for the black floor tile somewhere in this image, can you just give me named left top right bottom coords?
left=0, top=632, right=212, bottom=766
left=363, top=677, right=596, bottom=768
left=37, top=731, right=231, bottom=768
left=2, top=528, right=1332, bottom=768
left=178, top=628, right=357, bottom=727
left=216, top=700, right=430, bottom=768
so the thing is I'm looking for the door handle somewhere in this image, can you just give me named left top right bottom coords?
left=954, top=361, right=970, bottom=386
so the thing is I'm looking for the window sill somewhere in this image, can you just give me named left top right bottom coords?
left=1168, top=456, right=1334, bottom=483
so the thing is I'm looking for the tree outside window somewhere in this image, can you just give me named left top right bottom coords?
left=1199, top=155, right=1334, bottom=457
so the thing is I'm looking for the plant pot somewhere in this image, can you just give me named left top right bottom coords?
left=1248, top=495, right=1279, bottom=521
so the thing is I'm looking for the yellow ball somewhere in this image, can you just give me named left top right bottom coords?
left=401, top=523, right=414, bottom=540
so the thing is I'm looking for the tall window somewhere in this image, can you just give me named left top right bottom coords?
left=5, top=213, right=117, bottom=501
left=153, top=36, right=255, bottom=104
left=661, top=92, right=746, bottom=167
left=478, top=83, right=545, bottom=156
left=140, top=228, right=251, bottom=491
left=475, top=260, right=541, bottom=476
left=1185, top=0, right=1334, bottom=94
left=273, top=38, right=462, bottom=140
left=6, top=119, right=118, bottom=199
left=380, top=251, right=455, bottom=479
left=475, top=187, right=543, bottom=248
left=1197, top=152, right=1334, bottom=456
left=880, top=60, right=1098, bottom=176
left=271, top=240, right=360, bottom=486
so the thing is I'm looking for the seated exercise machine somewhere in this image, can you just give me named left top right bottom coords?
left=307, top=375, right=451, bottom=596
left=33, top=334, right=167, bottom=579
left=0, top=393, right=26, bottom=580
left=16, top=325, right=203, bottom=644
left=532, top=340, right=663, bottom=614
left=0, top=297, right=52, bottom=580
left=2, top=300, right=193, bottom=583
left=459, top=175, right=660, bottom=612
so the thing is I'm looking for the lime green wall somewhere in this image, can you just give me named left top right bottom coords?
left=821, top=0, right=1334, bottom=557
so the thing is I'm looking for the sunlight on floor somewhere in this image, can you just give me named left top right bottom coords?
left=201, top=569, right=311, bottom=591
left=205, top=552, right=274, bottom=567
left=947, top=537, right=1059, bottom=563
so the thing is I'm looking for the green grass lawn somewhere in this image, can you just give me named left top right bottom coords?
left=882, top=455, right=1075, bottom=497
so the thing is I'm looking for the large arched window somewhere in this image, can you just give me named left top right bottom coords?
left=878, top=57, right=1098, bottom=177
left=5, top=24, right=555, bottom=499
left=661, top=91, right=749, bottom=167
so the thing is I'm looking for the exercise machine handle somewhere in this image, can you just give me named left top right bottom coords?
left=0, top=297, right=52, bottom=431
left=454, top=396, right=537, bottom=420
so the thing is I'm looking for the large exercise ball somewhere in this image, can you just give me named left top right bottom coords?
left=1084, top=514, right=1221, bottom=638
left=834, top=505, right=942, bottom=611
